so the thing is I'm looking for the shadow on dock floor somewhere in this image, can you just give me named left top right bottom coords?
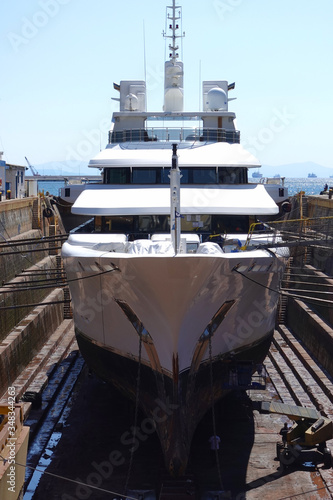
left=28, top=365, right=255, bottom=499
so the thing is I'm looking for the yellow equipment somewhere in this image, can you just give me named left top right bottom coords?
left=260, top=401, right=333, bottom=468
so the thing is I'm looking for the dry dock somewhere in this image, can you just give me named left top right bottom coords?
left=21, top=322, right=333, bottom=500
left=0, top=193, right=333, bottom=499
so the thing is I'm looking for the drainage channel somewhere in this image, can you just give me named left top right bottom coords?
left=23, top=352, right=85, bottom=497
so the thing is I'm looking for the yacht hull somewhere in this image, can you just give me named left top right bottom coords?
left=62, top=246, right=286, bottom=474
left=76, top=327, right=272, bottom=475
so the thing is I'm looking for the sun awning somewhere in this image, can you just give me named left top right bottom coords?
left=88, top=142, right=261, bottom=169
left=72, top=184, right=278, bottom=216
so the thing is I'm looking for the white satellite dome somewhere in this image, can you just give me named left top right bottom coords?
left=206, top=87, right=227, bottom=111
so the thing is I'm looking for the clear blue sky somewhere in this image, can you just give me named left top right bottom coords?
left=1, top=0, right=333, bottom=169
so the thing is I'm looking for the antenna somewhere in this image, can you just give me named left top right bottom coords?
left=199, top=59, right=201, bottom=111
left=143, top=20, right=147, bottom=84
left=163, top=0, right=184, bottom=63
left=162, top=1, right=185, bottom=112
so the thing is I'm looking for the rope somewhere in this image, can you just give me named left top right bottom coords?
left=0, top=213, right=53, bottom=267
left=0, top=246, right=61, bottom=256
left=233, top=267, right=333, bottom=309
left=0, top=234, right=67, bottom=248
left=124, top=332, right=143, bottom=495
left=1, top=455, right=331, bottom=499
left=0, top=299, right=70, bottom=311
left=208, top=334, right=224, bottom=492
left=0, top=456, right=137, bottom=499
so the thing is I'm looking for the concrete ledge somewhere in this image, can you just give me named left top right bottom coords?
left=0, top=198, right=36, bottom=239
left=307, top=195, right=333, bottom=218
left=278, top=324, right=333, bottom=404
left=0, top=289, right=64, bottom=397
left=0, top=255, right=59, bottom=342
left=0, top=403, right=29, bottom=500
left=2, top=320, right=74, bottom=402
left=0, top=229, right=48, bottom=284
left=26, top=323, right=76, bottom=396
left=0, top=197, right=36, bottom=213
left=286, top=297, right=333, bottom=378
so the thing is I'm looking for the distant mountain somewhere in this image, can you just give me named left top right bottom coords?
left=30, top=160, right=93, bottom=176
left=259, top=162, right=333, bottom=178
left=28, top=159, right=333, bottom=179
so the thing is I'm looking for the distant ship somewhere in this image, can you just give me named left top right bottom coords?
left=252, top=170, right=263, bottom=178
left=308, top=173, right=317, bottom=178
left=274, top=174, right=280, bottom=178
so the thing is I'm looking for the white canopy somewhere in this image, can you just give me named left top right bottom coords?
left=88, top=142, right=261, bottom=169
left=72, top=184, right=278, bottom=216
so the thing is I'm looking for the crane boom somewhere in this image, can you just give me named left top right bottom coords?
left=25, top=157, right=40, bottom=176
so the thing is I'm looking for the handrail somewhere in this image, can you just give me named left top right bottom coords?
left=109, top=127, right=240, bottom=144
left=241, top=216, right=333, bottom=250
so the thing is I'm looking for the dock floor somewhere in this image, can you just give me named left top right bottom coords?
left=26, top=363, right=333, bottom=499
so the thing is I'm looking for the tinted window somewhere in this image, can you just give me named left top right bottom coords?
left=193, top=168, right=216, bottom=184
left=104, top=168, right=130, bottom=184
left=132, top=168, right=162, bottom=184
left=212, top=215, right=249, bottom=233
left=180, top=168, right=217, bottom=184
left=218, top=168, right=247, bottom=184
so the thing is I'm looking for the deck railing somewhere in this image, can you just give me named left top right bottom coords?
left=109, top=127, right=240, bottom=144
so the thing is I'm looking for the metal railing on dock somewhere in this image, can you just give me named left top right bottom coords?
left=243, top=216, right=333, bottom=251
left=222, top=362, right=267, bottom=391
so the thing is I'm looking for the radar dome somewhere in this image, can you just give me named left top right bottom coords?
left=206, top=87, right=227, bottom=111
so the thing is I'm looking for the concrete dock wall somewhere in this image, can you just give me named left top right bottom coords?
left=305, top=195, right=333, bottom=275
left=291, top=266, right=333, bottom=326
left=307, top=195, right=333, bottom=219
left=0, top=256, right=60, bottom=343
left=288, top=195, right=333, bottom=274
left=0, top=289, right=64, bottom=396
left=0, top=197, right=48, bottom=285
left=0, top=198, right=36, bottom=238
left=0, top=229, right=48, bottom=284
left=312, top=246, right=333, bottom=277
left=286, top=297, right=333, bottom=379
left=0, top=195, right=69, bottom=402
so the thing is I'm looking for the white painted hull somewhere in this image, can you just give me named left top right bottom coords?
left=62, top=244, right=285, bottom=375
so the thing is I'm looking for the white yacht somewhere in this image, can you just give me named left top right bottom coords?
left=62, top=1, right=288, bottom=476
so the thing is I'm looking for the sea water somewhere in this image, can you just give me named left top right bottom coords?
left=38, top=178, right=333, bottom=198
left=38, top=180, right=66, bottom=197
left=283, top=178, right=332, bottom=197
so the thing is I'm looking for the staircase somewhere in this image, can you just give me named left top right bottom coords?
left=159, top=475, right=195, bottom=499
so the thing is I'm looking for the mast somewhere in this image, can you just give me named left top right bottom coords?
left=170, top=143, right=181, bottom=254
left=163, top=1, right=185, bottom=112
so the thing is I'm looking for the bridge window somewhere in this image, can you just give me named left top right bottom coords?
left=218, top=168, right=247, bottom=184
left=212, top=215, right=250, bottom=233
left=103, top=166, right=248, bottom=185
left=132, top=167, right=163, bottom=184
left=181, top=168, right=217, bottom=184
left=104, top=168, right=130, bottom=184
